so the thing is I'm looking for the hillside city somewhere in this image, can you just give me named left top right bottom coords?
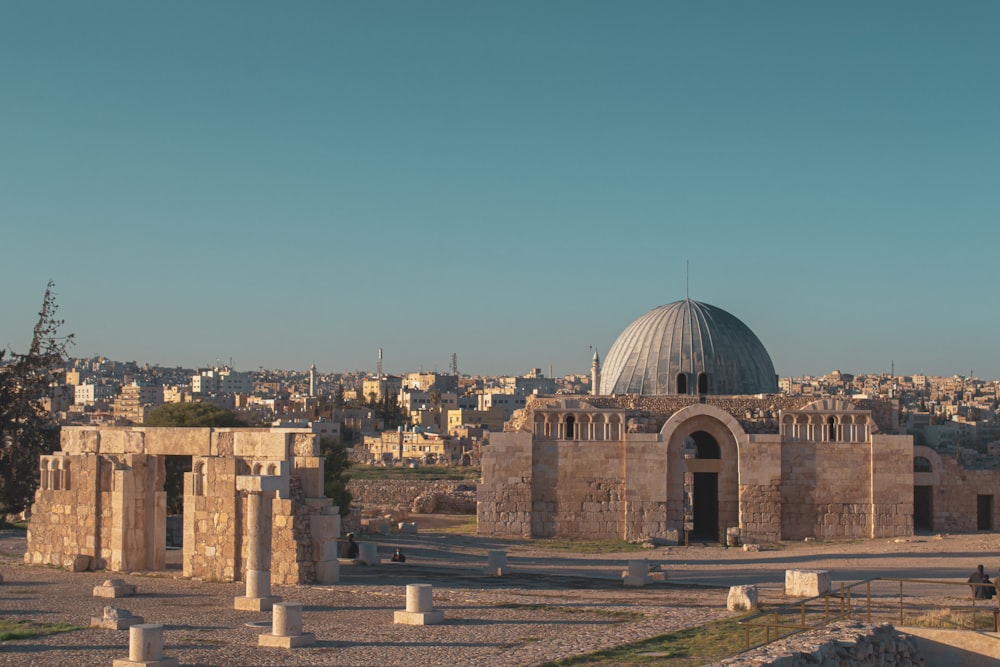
left=36, top=356, right=1000, bottom=471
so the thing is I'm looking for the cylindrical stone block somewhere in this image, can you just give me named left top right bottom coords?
left=128, top=624, right=164, bottom=662
left=272, top=602, right=303, bottom=637
left=246, top=569, right=271, bottom=599
left=487, top=550, right=507, bottom=569
left=627, top=560, right=647, bottom=578
left=405, top=584, right=433, bottom=613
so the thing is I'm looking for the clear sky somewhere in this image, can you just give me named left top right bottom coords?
left=2, top=2, right=998, bottom=379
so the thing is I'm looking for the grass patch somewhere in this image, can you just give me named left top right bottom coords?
left=431, top=515, right=479, bottom=535
left=350, top=465, right=481, bottom=481
left=0, top=620, right=82, bottom=641
left=908, top=607, right=998, bottom=630
left=538, top=615, right=756, bottom=666
left=533, top=538, right=650, bottom=554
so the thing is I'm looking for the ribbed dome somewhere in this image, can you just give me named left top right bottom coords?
left=599, top=299, right=777, bottom=396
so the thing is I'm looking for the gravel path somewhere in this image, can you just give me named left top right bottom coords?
left=1, top=526, right=998, bottom=666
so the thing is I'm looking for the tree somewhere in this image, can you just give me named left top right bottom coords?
left=144, top=402, right=246, bottom=427
left=0, top=282, right=74, bottom=514
left=319, top=436, right=352, bottom=517
left=143, top=402, right=245, bottom=513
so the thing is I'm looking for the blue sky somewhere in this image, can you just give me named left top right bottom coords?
left=2, top=2, right=998, bottom=378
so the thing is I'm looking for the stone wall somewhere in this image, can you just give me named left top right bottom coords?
left=347, top=479, right=478, bottom=514
left=710, top=622, right=923, bottom=666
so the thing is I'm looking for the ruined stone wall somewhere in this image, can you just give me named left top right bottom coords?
left=622, top=437, right=668, bottom=541
left=25, top=454, right=100, bottom=570
left=184, top=456, right=239, bottom=581
left=710, top=622, right=923, bottom=666
left=347, top=479, right=478, bottom=513
left=931, top=455, right=1000, bottom=532
left=477, top=432, right=534, bottom=536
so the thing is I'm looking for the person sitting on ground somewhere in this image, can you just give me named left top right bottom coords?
left=391, top=548, right=406, bottom=563
left=343, top=533, right=359, bottom=559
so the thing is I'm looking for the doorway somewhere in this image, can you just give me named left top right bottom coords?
left=978, top=495, right=993, bottom=531
left=692, top=472, right=719, bottom=539
left=913, top=486, right=933, bottom=531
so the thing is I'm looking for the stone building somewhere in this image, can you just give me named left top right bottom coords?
left=478, top=299, right=999, bottom=543
left=25, top=426, right=341, bottom=585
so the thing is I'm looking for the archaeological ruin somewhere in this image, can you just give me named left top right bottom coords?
left=25, top=426, right=341, bottom=584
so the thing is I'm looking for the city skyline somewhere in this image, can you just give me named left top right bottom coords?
left=3, top=2, right=999, bottom=378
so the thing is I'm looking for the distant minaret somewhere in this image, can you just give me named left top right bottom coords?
left=309, top=363, right=316, bottom=397
left=591, top=349, right=601, bottom=396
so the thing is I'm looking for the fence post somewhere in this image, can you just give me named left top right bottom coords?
left=866, top=580, right=872, bottom=624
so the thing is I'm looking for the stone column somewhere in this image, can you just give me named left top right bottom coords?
left=258, top=602, right=316, bottom=648
left=394, top=583, right=444, bottom=625
left=112, top=623, right=178, bottom=667
left=235, top=479, right=281, bottom=612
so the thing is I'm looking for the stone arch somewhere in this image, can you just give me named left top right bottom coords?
left=564, top=415, right=576, bottom=440
left=660, top=404, right=747, bottom=541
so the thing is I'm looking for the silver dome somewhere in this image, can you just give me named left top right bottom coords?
left=599, top=299, right=777, bottom=396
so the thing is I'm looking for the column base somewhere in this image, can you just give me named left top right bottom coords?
left=234, top=595, right=280, bottom=612
left=113, top=659, right=179, bottom=667
left=259, top=632, right=316, bottom=648
left=394, top=610, right=444, bottom=625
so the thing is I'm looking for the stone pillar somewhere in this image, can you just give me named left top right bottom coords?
left=358, top=541, right=380, bottom=566
left=112, top=624, right=178, bottom=667
left=623, top=559, right=651, bottom=587
left=394, top=583, right=444, bottom=625
left=258, top=602, right=316, bottom=648
left=235, top=483, right=281, bottom=612
left=485, top=550, right=507, bottom=576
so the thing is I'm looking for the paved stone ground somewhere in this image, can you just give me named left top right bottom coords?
left=1, top=522, right=999, bottom=666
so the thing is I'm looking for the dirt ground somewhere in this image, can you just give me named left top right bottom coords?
left=2, top=519, right=999, bottom=666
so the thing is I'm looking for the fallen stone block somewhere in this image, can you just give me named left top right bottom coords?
left=785, top=569, right=831, bottom=597
left=398, top=522, right=418, bottom=534
left=63, top=554, right=90, bottom=572
left=93, top=578, right=137, bottom=598
left=92, top=606, right=144, bottom=630
left=727, top=585, right=759, bottom=611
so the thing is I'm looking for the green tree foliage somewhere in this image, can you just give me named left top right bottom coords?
left=367, top=391, right=408, bottom=430
left=319, top=436, right=352, bottom=517
left=0, top=282, right=74, bottom=514
left=143, top=402, right=245, bottom=513
left=144, top=402, right=246, bottom=427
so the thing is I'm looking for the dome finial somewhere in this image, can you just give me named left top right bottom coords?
left=685, top=259, right=690, bottom=300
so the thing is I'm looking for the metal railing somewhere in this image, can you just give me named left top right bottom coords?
left=739, top=578, right=1000, bottom=651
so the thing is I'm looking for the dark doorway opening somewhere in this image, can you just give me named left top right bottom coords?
left=978, top=495, right=993, bottom=530
left=914, top=486, right=933, bottom=531
left=164, top=455, right=192, bottom=554
left=692, top=472, right=719, bottom=539
left=565, top=416, right=575, bottom=439
left=676, top=374, right=687, bottom=394
left=697, top=372, right=708, bottom=395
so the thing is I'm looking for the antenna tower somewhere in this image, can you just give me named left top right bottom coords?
left=377, top=348, right=383, bottom=377
left=451, top=353, right=458, bottom=375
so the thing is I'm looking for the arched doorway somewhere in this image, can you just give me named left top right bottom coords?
left=661, top=405, right=743, bottom=546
